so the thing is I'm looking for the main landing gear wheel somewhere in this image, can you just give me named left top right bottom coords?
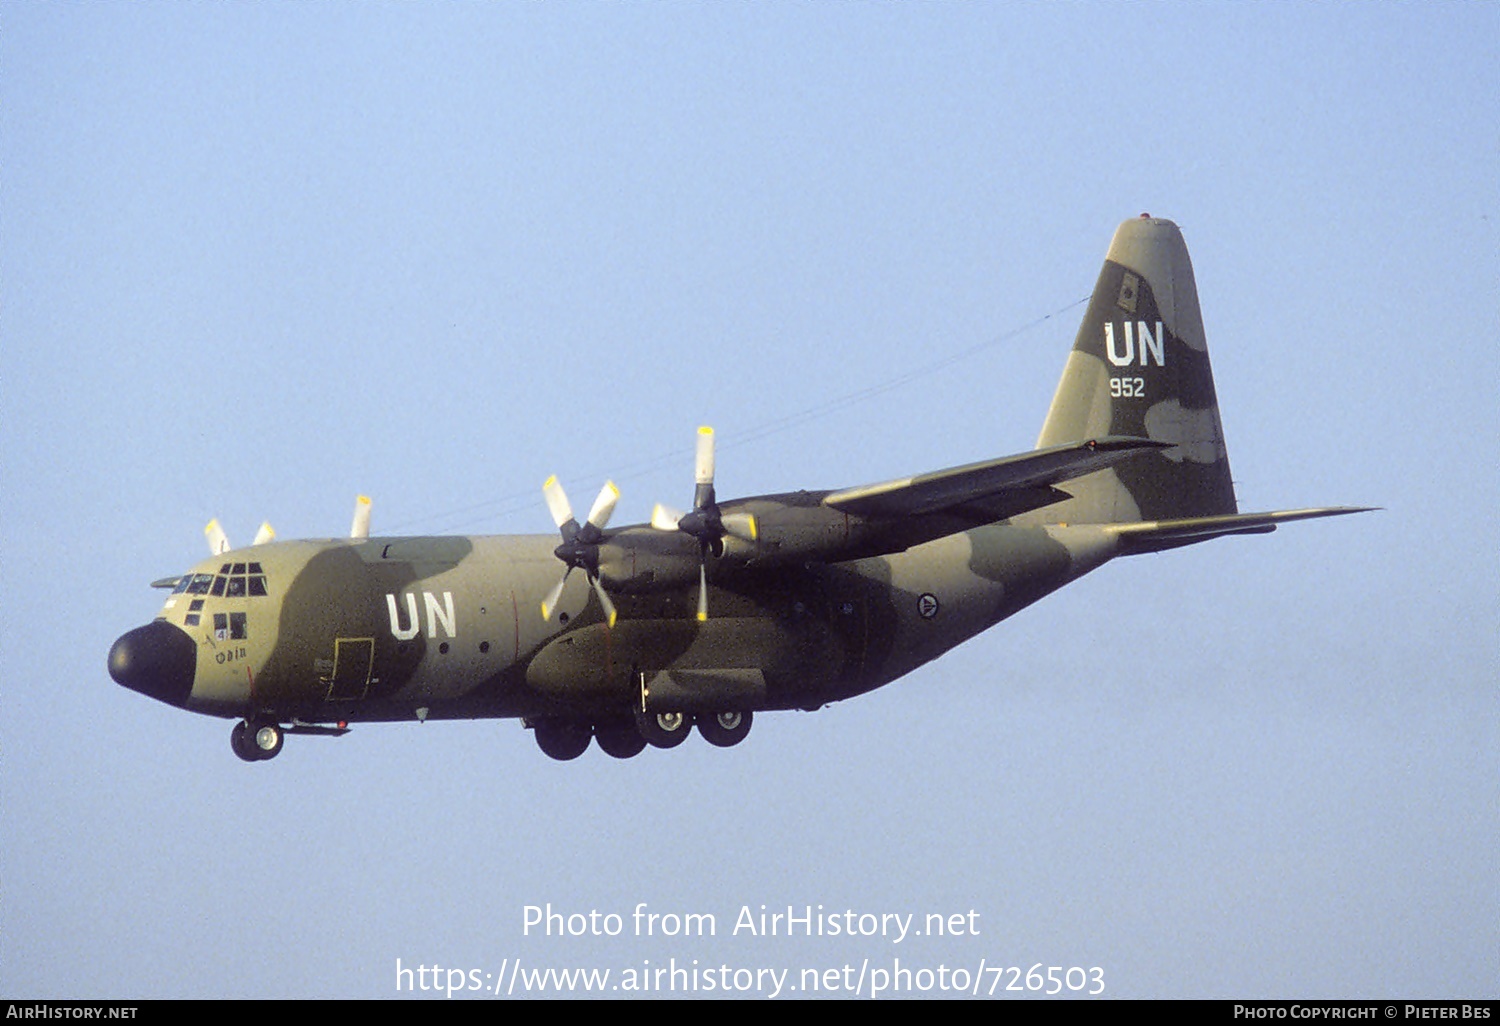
left=635, top=708, right=692, bottom=749
left=231, top=720, right=284, bottom=762
left=697, top=710, right=753, bottom=748
left=593, top=719, right=648, bottom=760
left=533, top=719, right=592, bottom=761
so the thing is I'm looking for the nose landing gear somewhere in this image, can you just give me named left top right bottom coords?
left=230, top=719, right=284, bottom=762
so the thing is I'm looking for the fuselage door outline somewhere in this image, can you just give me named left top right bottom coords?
left=326, top=637, right=376, bottom=701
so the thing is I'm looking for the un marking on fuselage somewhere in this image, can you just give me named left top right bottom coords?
left=385, top=591, right=457, bottom=640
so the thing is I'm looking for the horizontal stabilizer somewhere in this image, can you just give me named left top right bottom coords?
left=1108, top=506, right=1378, bottom=555
left=824, top=437, right=1168, bottom=519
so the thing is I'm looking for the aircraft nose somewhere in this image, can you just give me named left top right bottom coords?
left=108, top=621, right=196, bottom=708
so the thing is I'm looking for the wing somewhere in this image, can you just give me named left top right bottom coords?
left=596, top=436, right=1174, bottom=590
left=822, top=436, right=1169, bottom=518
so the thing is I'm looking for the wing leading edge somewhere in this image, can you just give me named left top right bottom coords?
left=822, top=436, right=1169, bottom=519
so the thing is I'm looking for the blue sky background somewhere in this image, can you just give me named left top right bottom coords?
left=3, top=4, right=1495, bottom=999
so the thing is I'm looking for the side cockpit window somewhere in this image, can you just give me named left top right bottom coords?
left=213, top=612, right=248, bottom=641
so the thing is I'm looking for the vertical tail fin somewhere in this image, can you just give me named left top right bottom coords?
left=1035, top=216, right=1237, bottom=524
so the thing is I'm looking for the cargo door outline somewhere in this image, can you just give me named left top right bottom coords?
left=326, top=637, right=375, bottom=700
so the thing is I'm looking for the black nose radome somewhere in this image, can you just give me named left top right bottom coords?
left=109, top=621, right=196, bottom=708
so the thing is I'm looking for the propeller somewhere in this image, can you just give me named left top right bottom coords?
left=650, top=426, right=757, bottom=621
left=540, top=477, right=620, bottom=628
left=202, top=495, right=368, bottom=555
left=205, top=519, right=276, bottom=555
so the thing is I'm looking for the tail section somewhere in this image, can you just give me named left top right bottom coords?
left=1035, top=216, right=1236, bottom=524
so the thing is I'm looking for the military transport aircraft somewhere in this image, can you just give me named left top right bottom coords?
left=108, top=216, right=1370, bottom=763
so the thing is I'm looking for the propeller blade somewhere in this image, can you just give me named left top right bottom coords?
left=540, top=571, right=570, bottom=622
left=205, top=519, right=230, bottom=555
left=696, top=562, right=709, bottom=622
left=722, top=512, right=757, bottom=542
left=651, top=503, right=685, bottom=531
left=695, top=426, right=715, bottom=486
left=252, top=522, right=276, bottom=546
left=350, top=495, right=372, bottom=539
left=585, top=481, right=620, bottom=530
left=542, top=476, right=574, bottom=532
left=693, top=426, right=716, bottom=510
left=591, top=575, right=618, bottom=628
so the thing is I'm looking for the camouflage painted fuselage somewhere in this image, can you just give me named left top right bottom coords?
left=138, top=519, right=1112, bottom=726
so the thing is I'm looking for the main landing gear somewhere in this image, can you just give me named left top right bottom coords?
left=696, top=710, right=752, bottom=748
left=528, top=709, right=754, bottom=761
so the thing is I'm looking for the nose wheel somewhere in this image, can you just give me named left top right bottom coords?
left=230, top=719, right=284, bottom=762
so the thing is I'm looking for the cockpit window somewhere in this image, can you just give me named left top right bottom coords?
left=178, top=567, right=268, bottom=606
left=222, top=568, right=268, bottom=596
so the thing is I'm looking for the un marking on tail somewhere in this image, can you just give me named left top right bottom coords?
left=1104, top=321, right=1165, bottom=367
